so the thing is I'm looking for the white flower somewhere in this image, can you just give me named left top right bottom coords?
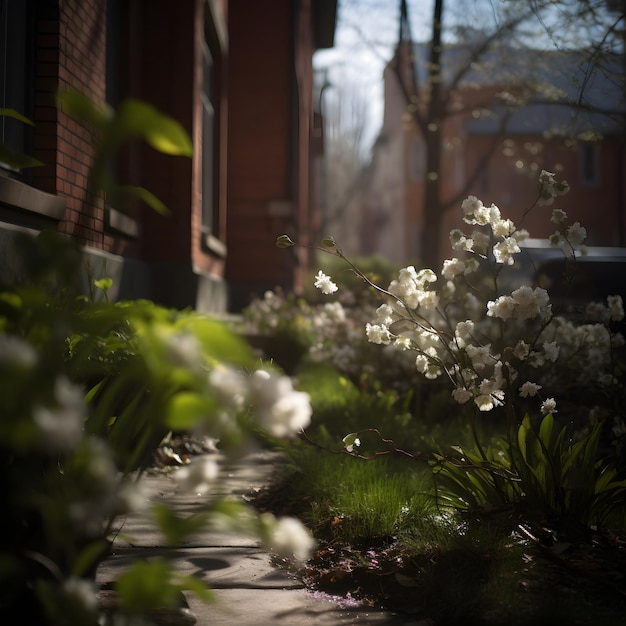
left=452, top=387, right=473, bottom=404
left=415, top=348, right=442, bottom=379
left=474, top=378, right=505, bottom=411
left=33, top=376, right=85, bottom=452
left=540, top=397, right=557, bottom=415
left=492, top=218, right=516, bottom=238
left=365, top=323, right=391, bottom=345
left=518, top=381, right=542, bottom=398
left=450, top=229, right=474, bottom=252
left=511, top=286, right=551, bottom=320
left=461, top=195, right=484, bottom=222
left=465, top=344, right=495, bottom=371
left=512, top=340, right=530, bottom=360
left=551, top=209, right=568, bottom=224
left=493, top=236, right=521, bottom=265
left=487, top=295, right=516, bottom=321
left=538, top=170, right=569, bottom=205
left=442, top=258, right=466, bottom=280
left=608, top=295, right=625, bottom=321
left=471, top=230, right=491, bottom=255
left=166, top=332, right=202, bottom=369
left=209, top=365, right=247, bottom=411
left=63, top=578, right=98, bottom=613
left=454, top=320, right=475, bottom=347
left=0, top=334, right=38, bottom=368
left=373, top=303, right=395, bottom=325
left=249, top=369, right=312, bottom=438
left=566, top=222, right=587, bottom=247
left=314, top=270, right=338, bottom=295
left=175, top=457, right=219, bottom=494
left=263, top=514, right=315, bottom=562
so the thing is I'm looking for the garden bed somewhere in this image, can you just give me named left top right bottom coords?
left=249, top=451, right=626, bottom=626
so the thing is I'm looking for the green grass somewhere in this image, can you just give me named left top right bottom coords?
left=278, top=445, right=432, bottom=542
left=265, top=362, right=626, bottom=624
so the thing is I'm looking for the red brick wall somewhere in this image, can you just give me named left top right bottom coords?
left=131, top=0, right=196, bottom=264
left=226, top=0, right=301, bottom=298
left=57, top=0, right=107, bottom=248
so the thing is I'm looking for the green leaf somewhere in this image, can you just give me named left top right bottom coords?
left=94, top=277, right=113, bottom=293
left=56, top=89, right=113, bottom=129
left=165, top=392, right=217, bottom=431
left=0, top=108, right=35, bottom=125
left=116, top=99, right=193, bottom=156
left=109, top=184, right=171, bottom=215
left=0, top=143, right=44, bottom=169
left=538, top=413, right=554, bottom=449
left=115, top=559, right=180, bottom=612
left=342, top=432, right=359, bottom=450
left=276, top=234, right=295, bottom=248
left=177, top=316, right=254, bottom=367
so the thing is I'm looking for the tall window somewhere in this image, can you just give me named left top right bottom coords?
left=0, top=0, right=33, bottom=173
left=201, top=39, right=215, bottom=233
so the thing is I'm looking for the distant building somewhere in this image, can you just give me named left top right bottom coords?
left=356, top=15, right=626, bottom=267
left=0, top=0, right=337, bottom=312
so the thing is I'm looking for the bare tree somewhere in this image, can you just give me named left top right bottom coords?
left=390, top=0, right=625, bottom=268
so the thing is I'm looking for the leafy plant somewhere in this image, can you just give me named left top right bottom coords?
left=56, top=90, right=192, bottom=215
left=432, top=413, right=626, bottom=527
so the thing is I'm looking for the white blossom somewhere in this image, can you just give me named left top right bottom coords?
left=365, top=322, right=392, bottom=345
left=512, top=340, right=530, bottom=360
left=608, top=295, right=625, bottom=321
left=314, top=270, right=338, bottom=295
left=487, top=296, right=516, bottom=321
left=209, top=365, right=247, bottom=411
left=33, top=376, right=85, bottom=452
left=540, top=397, right=558, bottom=415
left=175, top=457, right=219, bottom=495
left=0, top=334, right=38, bottom=368
left=442, top=258, right=466, bottom=280
left=519, top=381, right=542, bottom=398
left=493, top=237, right=521, bottom=265
left=452, top=386, right=473, bottom=404
left=249, top=370, right=312, bottom=437
left=566, top=222, right=587, bottom=246
left=166, top=332, right=202, bottom=369
left=263, top=514, right=315, bottom=562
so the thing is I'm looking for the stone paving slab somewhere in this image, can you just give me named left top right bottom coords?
left=99, top=546, right=303, bottom=590
left=97, top=450, right=417, bottom=625
left=189, top=588, right=413, bottom=625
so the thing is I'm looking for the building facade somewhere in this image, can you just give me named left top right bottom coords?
left=0, top=0, right=336, bottom=311
left=356, top=34, right=626, bottom=267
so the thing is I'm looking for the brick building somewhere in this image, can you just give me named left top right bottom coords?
left=350, top=16, right=626, bottom=267
left=0, top=0, right=336, bottom=312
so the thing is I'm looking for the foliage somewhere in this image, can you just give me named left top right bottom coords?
left=56, top=90, right=193, bottom=215
left=1, top=92, right=315, bottom=624
left=432, top=413, right=626, bottom=527
left=279, top=169, right=626, bottom=532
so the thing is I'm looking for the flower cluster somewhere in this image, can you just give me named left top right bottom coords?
left=314, top=172, right=624, bottom=419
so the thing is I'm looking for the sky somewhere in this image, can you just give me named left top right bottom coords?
left=313, top=0, right=623, bottom=156
left=313, top=0, right=424, bottom=155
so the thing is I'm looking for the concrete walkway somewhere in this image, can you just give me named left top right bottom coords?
left=96, top=450, right=416, bottom=625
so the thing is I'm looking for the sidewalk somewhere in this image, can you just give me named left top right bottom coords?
left=96, top=450, right=416, bottom=625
